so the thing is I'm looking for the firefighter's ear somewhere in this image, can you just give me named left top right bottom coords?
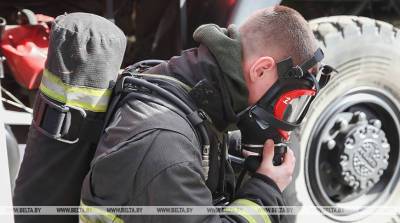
left=246, top=56, right=279, bottom=105
left=249, top=56, right=276, bottom=82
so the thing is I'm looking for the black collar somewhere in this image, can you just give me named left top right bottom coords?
left=146, top=46, right=238, bottom=131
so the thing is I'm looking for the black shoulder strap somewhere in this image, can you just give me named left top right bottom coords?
left=107, top=65, right=211, bottom=180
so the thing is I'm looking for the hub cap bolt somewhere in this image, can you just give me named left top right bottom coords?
left=339, top=119, right=390, bottom=190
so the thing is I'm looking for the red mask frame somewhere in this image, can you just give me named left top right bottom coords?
left=273, top=89, right=317, bottom=140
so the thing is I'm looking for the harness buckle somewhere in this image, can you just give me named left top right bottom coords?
left=33, top=93, right=87, bottom=144
left=289, top=65, right=304, bottom=78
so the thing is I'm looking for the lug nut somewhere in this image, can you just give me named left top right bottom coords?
left=327, top=139, right=336, bottom=150
left=340, top=154, right=348, bottom=161
left=354, top=181, right=360, bottom=188
left=367, top=180, right=374, bottom=188
left=337, top=119, right=348, bottom=132
left=345, top=137, right=355, bottom=146
left=371, top=119, right=382, bottom=129
left=354, top=111, right=367, bottom=123
left=359, top=112, right=367, bottom=122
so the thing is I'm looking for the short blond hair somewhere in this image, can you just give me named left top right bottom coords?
left=240, top=6, right=318, bottom=65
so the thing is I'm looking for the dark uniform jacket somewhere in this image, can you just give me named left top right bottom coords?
left=80, top=24, right=287, bottom=223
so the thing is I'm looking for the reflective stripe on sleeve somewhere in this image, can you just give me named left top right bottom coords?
left=39, top=69, right=112, bottom=112
left=225, top=199, right=272, bottom=223
left=80, top=201, right=124, bottom=223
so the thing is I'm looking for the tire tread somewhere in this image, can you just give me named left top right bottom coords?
left=309, top=16, right=398, bottom=47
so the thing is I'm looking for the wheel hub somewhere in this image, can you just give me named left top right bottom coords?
left=326, top=111, right=391, bottom=191
left=306, top=90, right=400, bottom=221
left=340, top=123, right=390, bottom=190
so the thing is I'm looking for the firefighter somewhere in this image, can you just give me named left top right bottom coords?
left=80, top=5, right=324, bottom=223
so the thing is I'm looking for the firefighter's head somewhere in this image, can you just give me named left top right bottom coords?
left=236, top=6, right=330, bottom=146
left=239, top=5, right=319, bottom=105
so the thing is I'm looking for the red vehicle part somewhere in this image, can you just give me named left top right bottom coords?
left=1, top=23, right=50, bottom=90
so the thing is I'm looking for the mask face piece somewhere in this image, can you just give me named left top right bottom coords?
left=237, top=48, right=334, bottom=152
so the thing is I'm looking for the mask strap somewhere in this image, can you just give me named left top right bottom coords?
left=306, top=71, right=320, bottom=93
left=300, top=48, right=324, bottom=72
left=236, top=106, right=252, bottom=118
left=277, top=48, right=325, bottom=79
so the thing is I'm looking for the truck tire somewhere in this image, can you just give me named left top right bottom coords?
left=284, top=16, right=400, bottom=223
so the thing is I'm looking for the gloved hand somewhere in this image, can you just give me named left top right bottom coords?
left=256, top=139, right=296, bottom=192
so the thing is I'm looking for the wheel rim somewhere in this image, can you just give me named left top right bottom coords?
left=305, top=87, right=400, bottom=221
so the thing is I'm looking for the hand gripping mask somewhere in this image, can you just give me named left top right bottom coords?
left=237, top=48, right=335, bottom=152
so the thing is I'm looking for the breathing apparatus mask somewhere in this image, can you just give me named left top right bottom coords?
left=233, top=48, right=335, bottom=168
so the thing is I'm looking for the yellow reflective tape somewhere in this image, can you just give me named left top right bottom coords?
left=42, top=69, right=112, bottom=97
left=79, top=214, right=91, bottom=223
left=40, top=69, right=112, bottom=112
left=39, top=82, right=67, bottom=104
left=80, top=201, right=124, bottom=223
left=40, top=83, right=108, bottom=112
left=233, top=199, right=272, bottom=223
left=224, top=206, right=257, bottom=223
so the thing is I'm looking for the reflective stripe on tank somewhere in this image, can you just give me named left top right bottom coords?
left=80, top=201, right=124, bottom=223
left=225, top=199, right=272, bottom=223
left=39, top=69, right=112, bottom=112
